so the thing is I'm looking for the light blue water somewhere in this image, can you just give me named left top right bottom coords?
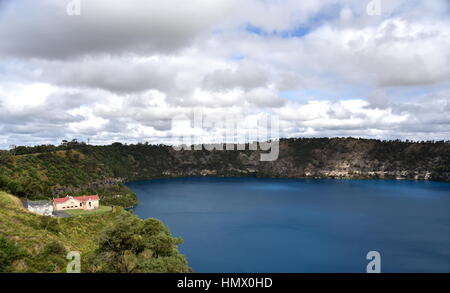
left=128, top=177, right=450, bottom=273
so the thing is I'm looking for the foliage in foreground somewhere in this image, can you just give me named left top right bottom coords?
left=0, top=236, right=27, bottom=272
left=85, top=213, right=190, bottom=273
left=0, top=192, right=190, bottom=273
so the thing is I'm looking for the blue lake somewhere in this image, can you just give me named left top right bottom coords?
left=128, top=177, right=450, bottom=273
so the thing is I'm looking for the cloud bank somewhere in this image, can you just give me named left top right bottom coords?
left=0, top=0, right=449, bottom=148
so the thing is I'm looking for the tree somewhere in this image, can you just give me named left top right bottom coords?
left=86, top=212, right=189, bottom=273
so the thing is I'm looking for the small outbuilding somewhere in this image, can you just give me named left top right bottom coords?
left=24, top=200, right=54, bottom=216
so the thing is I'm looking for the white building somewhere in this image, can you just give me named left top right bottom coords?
left=25, top=200, right=54, bottom=216
left=53, top=195, right=100, bottom=211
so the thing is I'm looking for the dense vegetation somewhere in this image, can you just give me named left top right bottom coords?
left=0, top=191, right=189, bottom=273
left=1, top=137, right=449, bottom=207
left=86, top=213, right=190, bottom=273
left=0, top=146, right=138, bottom=207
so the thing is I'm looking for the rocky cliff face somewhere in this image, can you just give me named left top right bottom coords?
left=143, top=139, right=450, bottom=182
left=2, top=137, right=449, bottom=202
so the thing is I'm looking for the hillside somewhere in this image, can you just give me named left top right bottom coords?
left=0, top=138, right=449, bottom=207
left=0, top=147, right=138, bottom=207
left=0, top=191, right=190, bottom=273
left=0, top=137, right=449, bottom=272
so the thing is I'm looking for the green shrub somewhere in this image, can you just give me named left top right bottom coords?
left=39, top=217, right=60, bottom=234
left=0, top=236, right=26, bottom=272
left=85, top=213, right=190, bottom=273
left=43, top=241, right=67, bottom=255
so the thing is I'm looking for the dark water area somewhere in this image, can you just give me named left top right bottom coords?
left=127, top=177, right=450, bottom=273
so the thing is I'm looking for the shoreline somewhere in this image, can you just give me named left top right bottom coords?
left=124, top=173, right=450, bottom=185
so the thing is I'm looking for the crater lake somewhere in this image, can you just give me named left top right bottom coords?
left=128, top=177, right=450, bottom=273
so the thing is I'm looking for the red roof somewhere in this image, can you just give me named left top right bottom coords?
left=53, top=195, right=100, bottom=204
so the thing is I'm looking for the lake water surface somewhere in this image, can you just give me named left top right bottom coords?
left=128, top=177, right=450, bottom=272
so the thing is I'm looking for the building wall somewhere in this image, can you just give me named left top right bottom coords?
left=54, top=198, right=100, bottom=211
left=86, top=200, right=99, bottom=210
left=54, top=199, right=83, bottom=211
left=28, top=205, right=53, bottom=216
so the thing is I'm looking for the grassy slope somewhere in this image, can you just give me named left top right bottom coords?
left=0, top=191, right=123, bottom=272
left=65, top=205, right=113, bottom=217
